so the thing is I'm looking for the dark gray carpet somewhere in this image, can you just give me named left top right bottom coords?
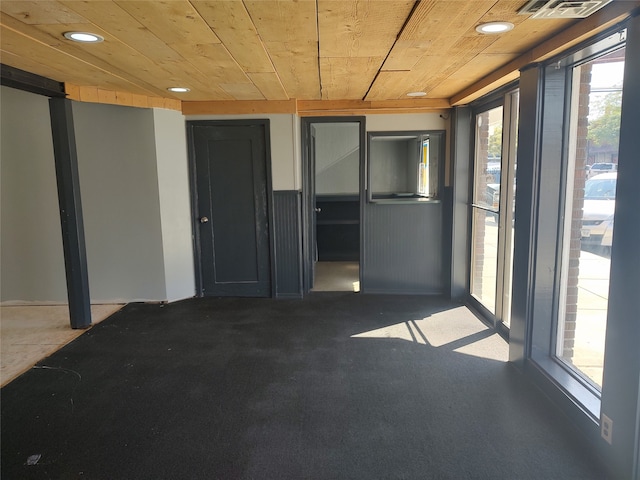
left=1, top=294, right=607, bottom=479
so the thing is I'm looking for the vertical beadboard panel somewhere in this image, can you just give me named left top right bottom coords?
left=362, top=202, right=444, bottom=294
left=273, top=191, right=303, bottom=297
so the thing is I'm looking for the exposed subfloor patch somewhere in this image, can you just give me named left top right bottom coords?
left=1, top=304, right=124, bottom=387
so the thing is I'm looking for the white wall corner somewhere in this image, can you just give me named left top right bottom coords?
left=152, top=108, right=196, bottom=302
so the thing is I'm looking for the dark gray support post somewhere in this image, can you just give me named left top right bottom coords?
left=450, top=106, right=471, bottom=300
left=508, top=64, right=543, bottom=365
left=600, top=13, right=640, bottom=479
left=49, top=97, right=91, bottom=329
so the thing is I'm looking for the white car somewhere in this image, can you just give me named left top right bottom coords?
left=581, top=172, right=616, bottom=254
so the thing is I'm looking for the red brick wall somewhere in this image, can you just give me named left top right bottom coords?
left=562, top=64, right=592, bottom=360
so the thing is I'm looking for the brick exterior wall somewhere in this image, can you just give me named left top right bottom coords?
left=472, top=112, right=490, bottom=301
left=562, top=64, right=592, bottom=360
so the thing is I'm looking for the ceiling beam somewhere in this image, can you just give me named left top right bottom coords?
left=297, top=99, right=450, bottom=116
left=182, top=99, right=298, bottom=115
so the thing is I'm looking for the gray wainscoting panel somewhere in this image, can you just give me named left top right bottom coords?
left=273, top=191, right=303, bottom=297
left=362, top=202, right=443, bottom=294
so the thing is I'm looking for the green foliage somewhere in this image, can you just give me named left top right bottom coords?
left=488, top=125, right=502, bottom=158
left=588, top=91, right=621, bottom=148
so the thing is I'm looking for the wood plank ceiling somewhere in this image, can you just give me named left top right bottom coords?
left=0, top=1, right=634, bottom=106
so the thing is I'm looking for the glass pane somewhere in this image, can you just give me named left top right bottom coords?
left=473, top=107, right=503, bottom=209
left=471, top=106, right=503, bottom=315
left=556, top=48, right=624, bottom=388
left=471, top=207, right=498, bottom=314
left=502, top=91, right=519, bottom=328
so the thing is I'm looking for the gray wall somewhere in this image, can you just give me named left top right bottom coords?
left=1, top=88, right=195, bottom=304
left=314, top=122, right=360, bottom=195
left=369, top=139, right=414, bottom=194
left=73, top=102, right=167, bottom=302
left=0, top=86, right=67, bottom=303
left=153, top=108, right=195, bottom=302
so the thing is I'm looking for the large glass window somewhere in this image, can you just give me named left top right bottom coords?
left=556, top=47, right=625, bottom=389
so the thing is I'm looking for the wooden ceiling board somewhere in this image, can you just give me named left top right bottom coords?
left=243, top=0, right=318, bottom=99
left=219, top=82, right=265, bottom=100
left=113, top=1, right=221, bottom=47
left=265, top=40, right=322, bottom=100
left=0, top=14, right=166, bottom=96
left=247, top=72, right=288, bottom=100
left=364, top=70, right=409, bottom=101
left=483, top=19, right=575, bottom=55
left=381, top=0, right=497, bottom=71
left=320, top=56, right=384, bottom=100
left=368, top=54, right=456, bottom=99
left=0, top=25, right=153, bottom=95
left=426, top=53, right=517, bottom=98
left=31, top=21, right=221, bottom=98
left=191, top=0, right=275, bottom=74
left=244, top=0, right=318, bottom=43
left=109, top=1, right=248, bottom=99
left=1, top=0, right=637, bottom=107
left=317, top=0, right=414, bottom=58
left=58, top=1, right=185, bottom=63
left=0, top=0, right=89, bottom=25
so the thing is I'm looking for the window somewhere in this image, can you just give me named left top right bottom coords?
left=556, top=46, right=624, bottom=389
left=525, top=28, right=627, bottom=418
left=367, top=131, right=443, bottom=201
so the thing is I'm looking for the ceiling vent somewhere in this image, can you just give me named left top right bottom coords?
left=518, top=0, right=613, bottom=19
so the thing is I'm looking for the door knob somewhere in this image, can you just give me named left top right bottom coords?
left=199, top=216, right=209, bottom=224
left=314, top=207, right=322, bottom=213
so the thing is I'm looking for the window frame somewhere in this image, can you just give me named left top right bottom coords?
left=528, top=27, right=627, bottom=421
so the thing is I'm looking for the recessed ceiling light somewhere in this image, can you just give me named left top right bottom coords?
left=407, top=91, right=427, bottom=97
left=63, top=32, right=104, bottom=43
left=476, top=21, right=514, bottom=34
left=167, top=87, right=191, bottom=93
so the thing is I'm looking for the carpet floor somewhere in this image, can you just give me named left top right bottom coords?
left=1, top=294, right=607, bottom=479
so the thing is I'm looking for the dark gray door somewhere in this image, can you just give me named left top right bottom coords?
left=190, top=122, right=271, bottom=297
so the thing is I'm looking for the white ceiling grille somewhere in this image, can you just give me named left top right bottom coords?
left=518, top=0, right=613, bottom=19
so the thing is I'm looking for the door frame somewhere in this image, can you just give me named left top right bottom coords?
left=467, top=87, right=519, bottom=334
left=300, top=116, right=366, bottom=294
left=186, top=119, right=276, bottom=298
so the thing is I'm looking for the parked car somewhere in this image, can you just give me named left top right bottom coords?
left=586, top=162, right=617, bottom=179
left=581, top=172, right=616, bottom=254
left=486, top=161, right=501, bottom=184
left=485, top=183, right=500, bottom=222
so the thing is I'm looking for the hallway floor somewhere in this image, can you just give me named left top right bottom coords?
left=312, top=261, right=359, bottom=292
left=1, top=294, right=606, bottom=479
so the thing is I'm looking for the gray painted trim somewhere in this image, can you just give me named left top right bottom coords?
left=509, top=65, right=543, bottom=366
left=301, top=117, right=366, bottom=295
left=273, top=191, right=303, bottom=298
left=600, top=13, right=640, bottom=479
left=450, top=107, right=472, bottom=300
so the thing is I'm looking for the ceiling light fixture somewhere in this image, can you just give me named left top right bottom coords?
left=167, top=87, right=190, bottom=93
left=63, top=31, right=104, bottom=43
left=406, top=91, right=427, bottom=97
left=476, top=21, right=514, bottom=34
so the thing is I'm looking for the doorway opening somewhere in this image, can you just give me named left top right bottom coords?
left=302, top=118, right=365, bottom=293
